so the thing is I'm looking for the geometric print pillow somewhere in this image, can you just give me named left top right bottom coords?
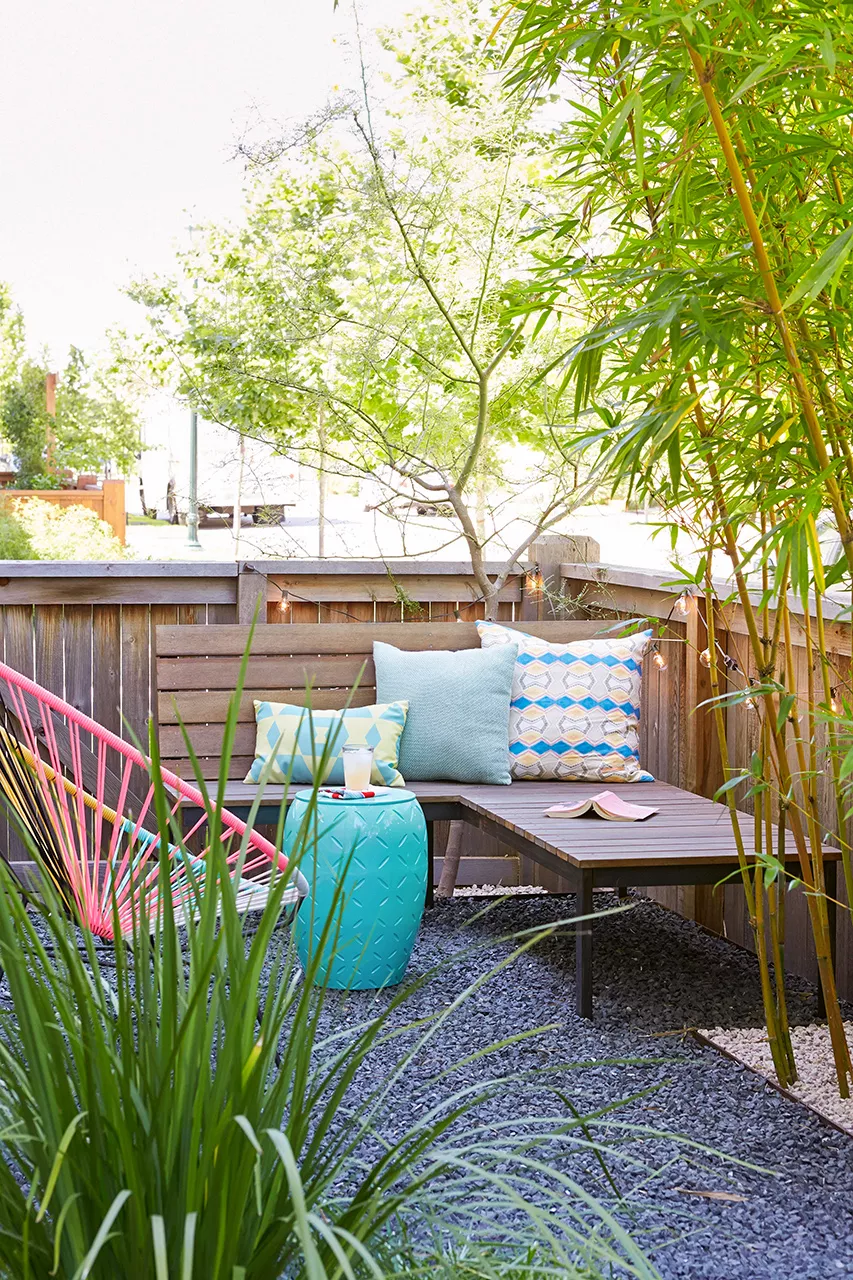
left=475, top=622, right=653, bottom=783
left=244, top=700, right=409, bottom=788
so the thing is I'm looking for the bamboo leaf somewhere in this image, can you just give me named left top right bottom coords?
left=776, top=693, right=797, bottom=732
left=714, top=774, right=750, bottom=800
left=819, top=28, right=836, bottom=75
left=784, top=226, right=853, bottom=307
left=726, top=60, right=774, bottom=105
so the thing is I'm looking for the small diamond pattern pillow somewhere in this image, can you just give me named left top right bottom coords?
left=476, top=621, right=653, bottom=783
left=245, top=701, right=408, bottom=787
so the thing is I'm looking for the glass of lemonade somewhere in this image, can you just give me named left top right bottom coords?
left=342, top=744, right=375, bottom=791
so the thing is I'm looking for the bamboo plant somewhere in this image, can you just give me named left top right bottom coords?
left=505, top=0, right=853, bottom=1090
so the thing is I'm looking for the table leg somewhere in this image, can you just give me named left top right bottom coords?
left=817, top=859, right=838, bottom=1020
left=575, top=870, right=593, bottom=1019
left=425, top=821, right=435, bottom=909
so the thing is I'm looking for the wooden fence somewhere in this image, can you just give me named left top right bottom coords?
left=0, top=480, right=126, bottom=543
left=0, top=552, right=850, bottom=996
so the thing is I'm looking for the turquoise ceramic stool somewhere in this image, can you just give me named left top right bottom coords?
left=287, top=788, right=427, bottom=989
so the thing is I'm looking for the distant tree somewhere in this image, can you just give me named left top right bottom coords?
left=0, top=293, right=142, bottom=487
left=127, top=0, right=600, bottom=608
left=53, top=348, right=141, bottom=477
left=0, top=361, right=56, bottom=487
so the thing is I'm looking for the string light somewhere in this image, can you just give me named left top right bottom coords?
left=830, top=687, right=840, bottom=714
left=699, top=647, right=712, bottom=668
left=279, top=592, right=291, bottom=614
left=674, top=591, right=693, bottom=616
left=525, top=571, right=544, bottom=598
left=652, top=645, right=667, bottom=670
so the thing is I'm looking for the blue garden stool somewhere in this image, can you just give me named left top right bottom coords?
left=287, top=788, right=427, bottom=989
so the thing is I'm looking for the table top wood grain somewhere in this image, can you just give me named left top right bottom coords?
left=196, top=778, right=835, bottom=873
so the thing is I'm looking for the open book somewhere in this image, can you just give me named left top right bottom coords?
left=545, top=790, right=658, bottom=822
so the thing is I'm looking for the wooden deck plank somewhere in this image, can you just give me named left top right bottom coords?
left=184, top=777, right=833, bottom=874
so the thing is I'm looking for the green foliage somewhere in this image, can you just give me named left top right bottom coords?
left=124, top=1, right=587, bottom=601
left=0, top=288, right=142, bottom=485
left=503, top=0, right=853, bottom=1091
left=0, top=360, right=58, bottom=488
left=54, top=347, right=141, bottom=476
left=503, top=0, right=853, bottom=578
left=7, top=497, right=127, bottom=560
left=0, top=510, right=34, bottom=559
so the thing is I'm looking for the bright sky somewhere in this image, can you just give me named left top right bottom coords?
left=0, top=0, right=399, bottom=364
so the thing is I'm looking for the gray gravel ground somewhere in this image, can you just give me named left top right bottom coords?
left=5, top=892, right=852, bottom=1278
left=296, top=891, right=853, bottom=1280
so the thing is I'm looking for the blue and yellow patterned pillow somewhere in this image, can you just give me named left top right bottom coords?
left=476, top=621, right=653, bottom=783
left=244, top=701, right=409, bottom=787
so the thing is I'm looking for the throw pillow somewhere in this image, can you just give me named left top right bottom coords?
left=476, top=621, right=653, bottom=782
left=372, top=640, right=517, bottom=784
left=244, top=700, right=408, bottom=787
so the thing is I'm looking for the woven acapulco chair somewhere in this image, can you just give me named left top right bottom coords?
left=0, top=661, right=307, bottom=938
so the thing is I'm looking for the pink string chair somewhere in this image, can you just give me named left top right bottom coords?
left=0, top=661, right=306, bottom=938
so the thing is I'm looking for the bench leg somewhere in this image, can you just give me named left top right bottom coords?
left=618, top=885, right=629, bottom=901
left=575, top=870, right=593, bottom=1019
left=425, top=821, right=435, bottom=910
left=817, top=860, right=837, bottom=1019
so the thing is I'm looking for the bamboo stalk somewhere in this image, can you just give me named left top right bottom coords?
left=814, top=589, right=853, bottom=912
left=685, top=43, right=853, bottom=577
left=702, top=560, right=793, bottom=1083
left=688, top=388, right=851, bottom=1089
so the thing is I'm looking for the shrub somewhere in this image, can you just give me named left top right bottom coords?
left=11, top=496, right=126, bottom=559
left=0, top=509, right=34, bottom=559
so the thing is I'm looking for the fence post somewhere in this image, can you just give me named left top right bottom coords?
left=237, top=565, right=268, bottom=624
left=101, top=480, right=126, bottom=544
left=530, top=534, right=600, bottom=620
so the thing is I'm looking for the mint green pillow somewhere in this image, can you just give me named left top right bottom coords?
left=373, top=641, right=517, bottom=784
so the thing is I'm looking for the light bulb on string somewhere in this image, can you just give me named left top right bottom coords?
left=652, top=646, right=667, bottom=670
left=830, top=688, right=840, bottom=714
left=699, top=647, right=712, bottom=668
left=279, top=592, right=291, bottom=614
left=674, top=591, right=692, bottom=616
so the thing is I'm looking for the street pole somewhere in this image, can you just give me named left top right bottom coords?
left=186, top=220, right=202, bottom=550
left=186, top=405, right=201, bottom=549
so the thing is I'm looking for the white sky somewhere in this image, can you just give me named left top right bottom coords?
left=0, top=0, right=399, bottom=364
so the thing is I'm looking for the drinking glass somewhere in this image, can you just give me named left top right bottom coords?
left=342, top=744, right=375, bottom=790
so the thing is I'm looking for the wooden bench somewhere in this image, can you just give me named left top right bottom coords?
left=154, top=621, right=838, bottom=1018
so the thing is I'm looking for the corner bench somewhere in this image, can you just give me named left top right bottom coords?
left=155, top=621, right=838, bottom=1018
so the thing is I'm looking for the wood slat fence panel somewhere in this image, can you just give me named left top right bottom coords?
left=0, top=558, right=850, bottom=991
left=559, top=563, right=852, bottom=995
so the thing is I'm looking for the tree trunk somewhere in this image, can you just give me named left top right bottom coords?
left=318, top=406, right=327, bottom=559
left=475, top=469, right=487, bottom=542
left=232, top=432, right=245, bottom=558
